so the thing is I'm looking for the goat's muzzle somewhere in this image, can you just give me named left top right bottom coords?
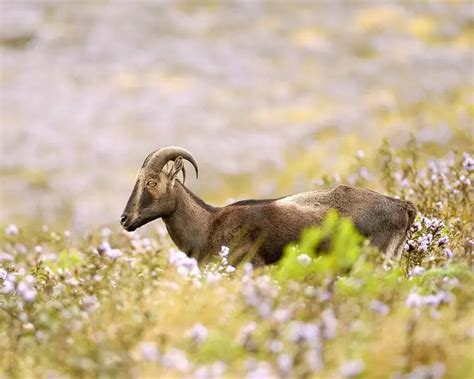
left=120, top=213, right=137, bottom=232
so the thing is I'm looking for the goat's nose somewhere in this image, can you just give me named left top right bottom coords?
left=120, top=214, right=128, bottom=225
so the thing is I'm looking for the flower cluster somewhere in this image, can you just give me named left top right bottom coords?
left=202, top=246, right=236, bottom=283
left=4, top=224, right=19, bottom=237
left=97, top=241, right=123, bottom=260
left=186, top=323, right=208, bottom=345
left=168, top=248, right=201, bottom=279
left=167, top=246, right=237, bottom=287
left=1, top=270, right=37, bottom=303
left=0, top=144, right=472, bottom=378
left=404, top=215, right=451, bottom=269
left=241, top=274, right=280, bottom=318
left=405, top=290, right=453, bottom=309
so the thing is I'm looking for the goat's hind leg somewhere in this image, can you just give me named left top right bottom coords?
left=366, top=224, right=406, bottom=260
left=389, top=201, right=416, bottom=261
left=387, top=230, right=408, bottom=261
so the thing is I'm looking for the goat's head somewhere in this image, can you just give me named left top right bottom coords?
left=120, top=146, right=199, bottom=231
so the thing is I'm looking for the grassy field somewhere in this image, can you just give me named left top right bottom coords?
left=1, top=141, right=473, bottom=378
left=1, top=2, right=473, bottom=378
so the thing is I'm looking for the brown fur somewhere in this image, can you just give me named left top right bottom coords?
left=121, top=148, right=417, bottom=265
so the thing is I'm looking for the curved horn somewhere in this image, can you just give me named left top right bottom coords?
left=142, top=146, right=199, bottom=179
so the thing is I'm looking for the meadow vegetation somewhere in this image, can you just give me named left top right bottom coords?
left=1, top=2, right=473, bottom=378
left=1, top=141, right=472, bottom=379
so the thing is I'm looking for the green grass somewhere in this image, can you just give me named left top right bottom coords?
left=1, top=141, right=473, bottom=379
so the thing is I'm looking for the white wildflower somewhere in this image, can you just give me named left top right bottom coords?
left=105, top=248, right=123, bottom=260
left=305, top=347, right=324, bottom=372
left=0, top=252, right=14, bottom=262
left=409, top=266, right=425, bottom=277
left=405, top=362, right=445, bottom=379
left=237, top=322, right=257, bottom=346
left=205, top=271, right=222, bottom=283
left=443, top=276, right=459, bottom=287
left=405, top=290, right=452, bottom=309
left=210, top=361, right=227, bottom=376
left=246, top=360, right=274, bottom=379
left=98, top=241, right=111, bottom=254
left=462, top=152, right=474, bottom=172
left=272, top=307, right=293, bottom=323
left=2, top=279, right=15, bottom=294
left=66, top=277, right=79, bottom=286
left=219, top=246, right=230, bottom=257
left=288, top=321, right=320, bottom=346
left=340, top=359, right=365, bottom=378
left=276, top=354, right=293, bottom=376
left=4, top=224, right=19, bottom=236
left=304, top=286, right=317, bottom=297
left=82, top=295, right=100, bottom=312
left=23, top=323, right=35, bottom=332
left=161, top=348, right=191, bottom=372
left=194, top=361, right=227, bottom=379
left=265, top=339, right=283, bottom=353
left=296, top=253, right=312, bottom=266
left=256, top=301, right=272, bottom=319
left=16, top=244, right=27, bottom=255
left=22, top=288, right=37, bottom=302
left=444, top=248, right=453, bottom=259
left=101, top=227, right=111, bottom=238
left=459, top=175, right=471, bottom=186
left=370, top=300, right=390, bottom=315
left=98, top=241, right=123, bottom=259
left=321, top=308, right=338, bottom=340
left=243, top=262, right=253, bottom=276
left=359, top=167, right=370, bottom=180
left=138, top=341, right=159, bottom=362
left=431, top=362, right=446, bottom=378
left=405, top=292, right=424, bottom=308
left=168, top=249, right=187, bottom=264
left=36, top=331, right=45, bottom=342
left=0, top=268, right=7, bottom=280
left=187, top=323, right=208, bottom=344
left=17, top=278, right=37, bottom=303
left=168, top=249, right=201, bottom=278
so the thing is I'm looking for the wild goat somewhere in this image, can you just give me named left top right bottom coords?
left=121, top=146, right=416, bottom=265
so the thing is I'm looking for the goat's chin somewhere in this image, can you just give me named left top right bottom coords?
left=122, top=215, right=159, bottom=232
left=123, top=224, right=138, bottom=232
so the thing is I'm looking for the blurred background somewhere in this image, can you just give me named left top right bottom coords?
left=0, top=1, right=472, bottom=231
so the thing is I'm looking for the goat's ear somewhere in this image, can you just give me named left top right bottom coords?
left=169, top=156, right=185, bottom=184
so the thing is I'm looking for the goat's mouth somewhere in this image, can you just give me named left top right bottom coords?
left=120, top=216, right=141, bottom=232
left=123, top=223, right=138, bottom=232
left=121, top=214, right=158, bottom=232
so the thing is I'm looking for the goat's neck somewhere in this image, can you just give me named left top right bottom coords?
left=162, top=182, right=215, bottom=259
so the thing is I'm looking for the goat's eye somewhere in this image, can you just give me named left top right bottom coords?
left=146, top=180, right=157, bottom=187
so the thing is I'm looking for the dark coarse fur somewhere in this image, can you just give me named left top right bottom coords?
left=121, top=147, right=417, bottom=266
